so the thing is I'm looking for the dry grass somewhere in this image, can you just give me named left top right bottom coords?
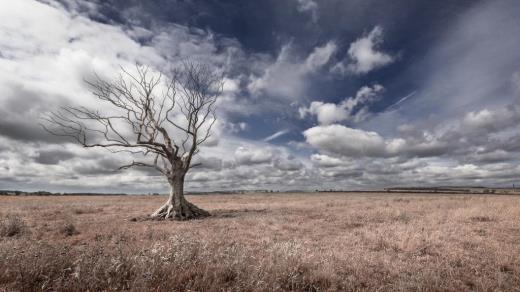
left=0, top=215, right=27, bottom=237
left=0, top=192, right=519, bottom=291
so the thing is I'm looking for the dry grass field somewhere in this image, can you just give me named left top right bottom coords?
left=1, top=192, right=519, bottom=291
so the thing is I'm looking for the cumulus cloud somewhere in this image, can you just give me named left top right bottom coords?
left=462, top=105, right=520, bottom=133
left=463, top=149, right=512, bottom=164
left=300, top=102, right=349, bottom=125
left=310, top=154, right=345, bottom=168
left=332, top=26, right=394, bottom=75
left=299, top=84, right=384, bottom=124
left=304, top=124, right=387, bottom=157
left=303, top=100, right=520, bottom=190
left=3, top=0, right=520, bottom=192
left=0, top=0, right=249, bottom=192
left=184, top=138, right=311, bottom=190
left=303, top=123, right=448, bottom=159
left=234, top=146, right=275, bottom=165
left=274, top=156, right=303, bottom=171
left=348, top=0, right=520, bottom=189
left=248, top=42, right=336, bottom=99
left=0, top=0, right=237, bottom=147
left=209, top=0, right=520, bottom=190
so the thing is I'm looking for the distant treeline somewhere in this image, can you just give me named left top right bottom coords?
left=0, top=190, right=275, bottom=196
left=0, top=190, right=128, bottom=196
left=384, top=186, right=520, bottom=194
left=3, top=188, right=516, bottom=196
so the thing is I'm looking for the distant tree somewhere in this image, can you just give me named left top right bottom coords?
left=41, top=62, right=223, bottom=220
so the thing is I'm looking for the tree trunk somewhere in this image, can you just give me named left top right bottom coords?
left=150, top=174, right=210, bottom=220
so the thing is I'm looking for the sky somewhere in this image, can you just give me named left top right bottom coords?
left=1, top=0, right=520, bottom=193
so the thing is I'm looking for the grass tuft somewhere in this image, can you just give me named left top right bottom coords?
left=60, top=222, right=79, bottom=236
left=0, top=214, right=27, bottom=237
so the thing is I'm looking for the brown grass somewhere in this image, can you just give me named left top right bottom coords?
left=0, top=215, right=27, bottom=237
left=0, top=192, right=519, bottom=291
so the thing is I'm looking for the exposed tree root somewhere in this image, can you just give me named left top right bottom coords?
left=151, top=200, right=210, bottom=220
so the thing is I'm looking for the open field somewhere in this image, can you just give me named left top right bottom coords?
left=1, top=192, right=520, bottom=291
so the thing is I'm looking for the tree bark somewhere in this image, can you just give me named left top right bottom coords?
left=150, top=174, right=210, bottom=220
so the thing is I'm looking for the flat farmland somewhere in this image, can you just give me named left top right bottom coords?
left=1, top=192, right=519, bottom=291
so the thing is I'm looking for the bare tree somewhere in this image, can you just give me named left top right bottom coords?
left=41, top=62, right=223, bottom=220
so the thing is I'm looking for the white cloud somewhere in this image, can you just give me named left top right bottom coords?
left=462, top=105, right=520, bottom=133
left=3, top=0, right=520, bottom=192
left=0, top=0, right=254, bottom=192
left=185, top=137, right=312, bottom=190
left=303, top=124, right=387, bottom=157
left=299, top=84, right=384, bottom=125
left=248, top=42, right=336, bottom=99
left=247, top=45, right=299, bottom=98
left=274, top=156, right=303, bottom=171
left=216, top=77, right=255, bottom=115
left=303, top=123, right=449, bottom=159
left=303, top=100, right=520, bottom=177
left=367, top=0, right=520, bottom=127
left=464, top=149, right=512, bottom=163
left=264, top=130, right=289, bottom=142
left=310, top=154, right=345, bottom=167
left=304, top=42, right=337, bottom=71
left=234, top=146, right=275, bottom=165
left=222, top=121, right=248, bottom=134
left=295, top=0, right=318, bottom=22
left=300, top=102, right=349, bottom=125
left=332, top=26, right=394, bottom=75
